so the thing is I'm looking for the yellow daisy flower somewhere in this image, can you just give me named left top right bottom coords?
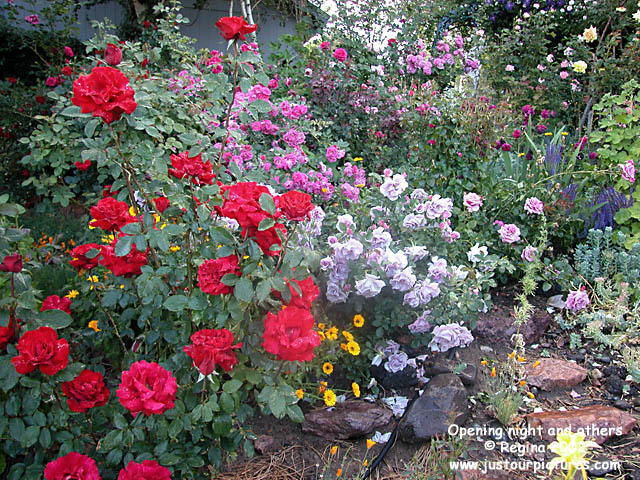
left=352, top=382, right=361, bottom=398
left=322, top=362, right=334, bottom=375
left=295, top=389, right=304, bottom=400
left=326, top=327, right=339, bottom=340
left=353, top=314, right=365, bottom=328
left=88, top=320, right=101, bottom=332
left=342, top=330, right=354, bottom=342
left=65, top=290, right=79, bottom=299
left=324, top=389, right=337, bottom=407
left=346, top=341, right=360, bottom=356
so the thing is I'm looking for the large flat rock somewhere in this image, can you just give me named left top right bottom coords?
left=302, top=401, right=392, bottom=440
left=524, top=358, right=587, bottom=390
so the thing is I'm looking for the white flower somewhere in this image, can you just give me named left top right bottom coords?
left=467, top=244, right=488, bottom=263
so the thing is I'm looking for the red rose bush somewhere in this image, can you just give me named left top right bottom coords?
left=12, top=326, right=69, bottom=375
left=61, top=369, right=110, bottom=412
left=183, top=328, right=242, bottom=374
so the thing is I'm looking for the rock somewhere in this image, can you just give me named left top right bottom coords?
left=591, top=368, right=604, bottom=380
left=613, top=399, right=632, bottom=410
left=423, top=359, right=477, bottom=386
left=526, top=405, right=637, bottom=444
left=606, top=375, right=625, bottom=395
left=547, top=295, right=565, bottom=309
left=479, top=345, right=494, bottom=353
left=524, top=358, right=587, bottom=390
left=588, top=456, right=618, bottom=476
left=598, top=355, right=611, bottom=364
left=475, top=302, right=551, bottom=345
left=302, top=401, right=393, bottom=440
left=398, top=374, right=469, bottom=443
left=371, top=364, right=418, bottom=390
left=253, top=434, right=276, bottom=454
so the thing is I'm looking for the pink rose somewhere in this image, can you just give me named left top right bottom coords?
left=320, top=41, right=331, bottom=50
left=463, top=192, right=483, bottom=213
left=620, top=160, right=635, bottom=183
left=559, top=71, right=569, bottom=79
left=521, top=246, right=538, bottom=262
left=524, top=197, right=544, bottom=215
left=333, top=48, right=348, bottom=62
left=499, top=224, right=521, bottom=244
left=565, top=289, right=590, bottom=312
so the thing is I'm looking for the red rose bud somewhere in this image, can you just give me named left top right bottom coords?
left=36, top=95, right=46, bottom=104
left=41, top=295, right=73, bottom=314
left=0, top=254, right=22, bottom=273
left=61, top=66, right=73, bottom=76
left=104, top=43, right=122, bottom=66
left=153, top=196, right=170, bottom=213
left=74, top=159, right=92, bottom=171
left=215, top=16, right=257, bottom=41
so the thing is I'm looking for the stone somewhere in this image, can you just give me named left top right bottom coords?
left=587, top=456, right=618, bottom=476
left=253, top=434, right=276, bottom=454
left=475, top=299, right=551, bottom=345
left=371, top=364, right=418, bottom=390
left=302, top=401, right=393, bottom=440
left=524, top=358, right=587, bottom=390
left=398, top=374, right=469, bottom=443
left=422, top=358, right=477, bottom=386
left=526, top=405, right=637, bottom=444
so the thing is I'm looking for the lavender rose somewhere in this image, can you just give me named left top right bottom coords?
left=428, top=323, right=474, bottom=352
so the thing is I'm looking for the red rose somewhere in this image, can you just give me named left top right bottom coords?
left=276, top=190, right=314, bottom=221
left=183, top=328, right=242, bottom=374
left=245, top=222, right=286, bottom=256
left=0, top=317, right=19, bottom=350
left=75, top=159, right=92, bottom=171
left=44, top=452, right=101, bottom=480
left=118, top=460, right=171, bottom=480
left=168, top=151, right=215, bottom=185
left=61, top=66, right=73, bottom=76
left=262, top=307, right=321, bottom=362
left=61, top=369, right=110, bottom=412
left=71, top=66, right=137, bottom=124
left=12, top=326, right=69, bottom=375
left=0, top=253, right=23, bottom=273
left=153, top=196, right=170, bottom=213
left=36, top=95, right=46, bottom=104
left=69, top=243, right=102, bottom=271
left=100, top=236, right=148, bottom=277
left=89, top=197, right=136, bottom=231
left=283, top=276, right=319, bottom=309
left=116, top=360, right=177, bottom=416
left=197, top=255, right=240, bottom=295
left=215, top=16, right=257, bottom=41
left=102, top=185, right=119, bottom=197
left=41, top=295, right=72, bottom=314
left=104, top=43, right=122, bottom=66
left=218, top=182, right=273, bottom=229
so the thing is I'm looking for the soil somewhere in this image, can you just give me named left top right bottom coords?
left=220, top=293, right=640, bottom=480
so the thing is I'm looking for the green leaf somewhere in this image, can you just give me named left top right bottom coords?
left=163, top=295, right=190, bottom=312
left=286, top=404, right=305, bottom=423
left=37, top=309, right=73, bottom=329
left=233, top=277, right=254, bottom=303
left=168, top=419, right=183, bottom=438
left=106, top=449, right=123, bottom=466
left=22, top=426, right=40, bottom=448
left=259, top=193, right=276, bottom=215
left=0, top=356, right=19, bottom=392
left=255, top=280, right=272, bottom=302
left=250, top=99, right=273, bottom=113
left=38, top=428, right=51, bottom=449
left=9, top=418, right=25, bottom=441
left=222, top=379, right=243, bottom=394
left=257, top=217, right=275, bottom=231
left=84, top=118, right=100, bottom=138
left=219, top=392, right=235, bottom=413
left=115, top=235, right=134, bottom=257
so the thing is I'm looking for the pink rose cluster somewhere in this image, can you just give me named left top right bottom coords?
left=405, top=35, right=479, bottom=76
